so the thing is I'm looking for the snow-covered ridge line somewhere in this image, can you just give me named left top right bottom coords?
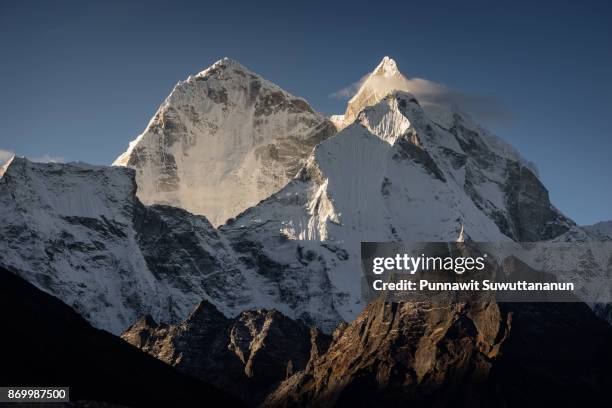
left=0, top=156, right=343, bottom=333
left=0, top=157, right=237, bottom=333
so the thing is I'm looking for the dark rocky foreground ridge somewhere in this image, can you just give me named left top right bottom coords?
left=0, top=265, right=245, bottom=408
left=122, top=295, right=612, bottom=407
left=121, top=301, right=331, bottom=405
left=265, top=300, right=612, bottom=407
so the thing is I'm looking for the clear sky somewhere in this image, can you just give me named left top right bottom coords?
left=0, top=0, right=610, bottom=225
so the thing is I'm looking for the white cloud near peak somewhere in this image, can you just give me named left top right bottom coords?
left=330, top=73, right=513, bottom=124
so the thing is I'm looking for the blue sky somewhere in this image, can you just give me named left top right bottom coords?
left=0, top=0, right=610, bottom=225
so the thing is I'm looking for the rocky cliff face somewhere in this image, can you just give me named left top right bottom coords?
left=114, top=58, right=336, bottom=227
left=264, top=299, right=612, bottom=408
left=122, top=300, right=331, bottom=406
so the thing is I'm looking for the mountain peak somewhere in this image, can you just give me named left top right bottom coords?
left=194, top=57, right=250, bottom=78
left=114, top=57, right=335, bottom=226
left=372, top=56, right=400, bottom=77
left=214, top=56, right=247, bottom=70
left=334, top=57, right=409, bottom=130
left=186, top=300, right=228, bottom=326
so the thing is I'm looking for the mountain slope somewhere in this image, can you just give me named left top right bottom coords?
left=0, top=157, right=254, bottom=334
left=0, top=157, right=344, bottom=334
left=114, top=58, right=336, bottom=227
left=0, top=265, right=244, bottom=408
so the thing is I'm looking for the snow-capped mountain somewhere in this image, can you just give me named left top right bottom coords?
left=221, top=87, right=577, bottom=326
left=0, top=57, right=608, bottom=335
left=114, top=58, right=336, bottom=227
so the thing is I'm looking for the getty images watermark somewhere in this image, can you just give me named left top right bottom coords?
left=361, top=241, right=612, bottom=304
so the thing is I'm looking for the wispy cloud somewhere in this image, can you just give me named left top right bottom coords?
left=329, top=73, right=369, bottom=100
left=330, top=73, right=513, bottom=124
